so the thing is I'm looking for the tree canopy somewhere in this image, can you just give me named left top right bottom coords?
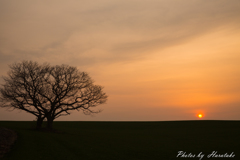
left=0, top=61, right=108, bottom=129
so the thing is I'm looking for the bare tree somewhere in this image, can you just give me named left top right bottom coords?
left=0, top=61, right=108, bottom=130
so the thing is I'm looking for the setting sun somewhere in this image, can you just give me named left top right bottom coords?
left=198, top=114, right=203, bottom=118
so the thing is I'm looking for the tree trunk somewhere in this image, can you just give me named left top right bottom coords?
left=36, top=116, right=44, bottom=129
left=46, top=116, right=54, bottom=130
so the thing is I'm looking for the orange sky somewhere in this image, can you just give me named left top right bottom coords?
left=0, top=0, right=240, bottom=121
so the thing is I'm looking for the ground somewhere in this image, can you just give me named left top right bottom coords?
left=0, top=127, right=17, bottom=158
left=0, top=121, right=239, bottom=160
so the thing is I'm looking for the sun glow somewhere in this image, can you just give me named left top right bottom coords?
left=198, top=114, right=203, bottom=118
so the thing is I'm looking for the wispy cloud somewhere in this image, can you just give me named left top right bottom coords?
left=1, top=0, right=240, bottom=67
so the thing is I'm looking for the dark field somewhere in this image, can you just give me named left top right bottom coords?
left=0, top=121, right=239, bottom=160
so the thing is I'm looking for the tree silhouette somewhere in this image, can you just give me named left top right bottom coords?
left=0, top=61, right=107, bottom=130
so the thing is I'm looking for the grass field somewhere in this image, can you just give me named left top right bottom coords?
left=0, top=120, right=239, bottom=160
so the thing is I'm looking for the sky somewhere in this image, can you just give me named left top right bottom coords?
left=0, top=0, right=240, bottom=121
